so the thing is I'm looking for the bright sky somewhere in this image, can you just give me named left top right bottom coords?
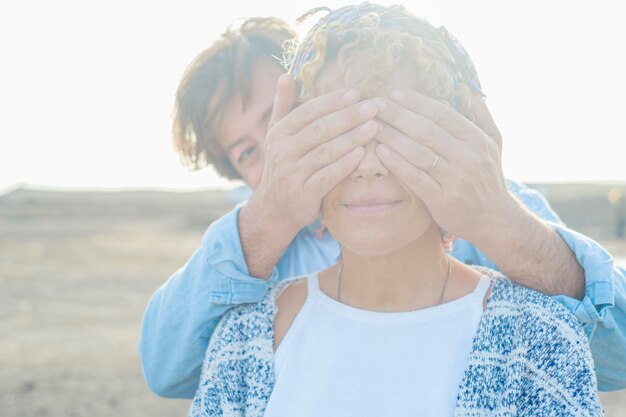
left=1, top=0, right=625, bottom=191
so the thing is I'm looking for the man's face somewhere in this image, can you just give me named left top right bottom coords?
left=216, top=59, right=284, bottom=189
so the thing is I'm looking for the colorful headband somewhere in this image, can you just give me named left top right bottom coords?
left=288, top=3, right=485, bottom=98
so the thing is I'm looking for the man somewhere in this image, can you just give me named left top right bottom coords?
left=140, top=17, right=626, bottom=398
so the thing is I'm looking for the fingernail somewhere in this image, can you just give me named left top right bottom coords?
left=359, top=120, right=377, bottom=134
left=350, top=147, right=364, bottom=159
left=376, top=144, right=391, bottom=157
left=373, top=98, right=387, bottom=112
left=343, top=89, right=359, bottom=103
left=390, top=90, right=405, bottom=101
left=359, top=101, right=377, bottom=117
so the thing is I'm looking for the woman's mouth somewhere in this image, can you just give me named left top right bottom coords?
left=343, top=200, right=403, bottom=214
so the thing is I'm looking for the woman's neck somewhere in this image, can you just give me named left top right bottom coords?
left=327, top=223, right=453, bottom=312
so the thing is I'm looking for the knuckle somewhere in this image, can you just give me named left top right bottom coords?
left=407, top=169, right=423, bottom=186
left=467, top=154, right=484, bottom=171
left=415, top=150, right=433, bottom=169
left=315, top=142, right=335, bottom=165
left=421, top=123, right=438, bottom=140
left=270, top=141, right=291, bottom=164
left=301, top=101, right=319, bottom=119
left=270, top=149, right=285, bottom=165
left=310, top=122, right=329, bottom=143
left=433, top=109, right=449, bottom=126
left=316, top=169, right=334, bottom=189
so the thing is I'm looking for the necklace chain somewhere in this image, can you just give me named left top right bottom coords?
left=336, top=255, right=452, bottom=306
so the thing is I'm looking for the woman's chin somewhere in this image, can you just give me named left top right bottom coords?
left=339, top=235, right=406, bottom=257
left=326, top=219, right=437, bottom=258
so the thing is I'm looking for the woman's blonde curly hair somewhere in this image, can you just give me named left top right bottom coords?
left=284, top=3, right=485, bottom=120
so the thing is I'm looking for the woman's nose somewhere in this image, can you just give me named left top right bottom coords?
left=350, top=140, right=390, bottom=181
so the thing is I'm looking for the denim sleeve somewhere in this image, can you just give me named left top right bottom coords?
left=547, top=223, right=626, bottom=390
left=139, top=204, right=338, bottom=398
left=139, top=205, right=276, bottom=399
left=587, top=264, right=626, bottom=391
left=453, top=179, right=626, bottom=390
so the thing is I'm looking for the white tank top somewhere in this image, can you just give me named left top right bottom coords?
left=264, top=273, right=491, bottom=417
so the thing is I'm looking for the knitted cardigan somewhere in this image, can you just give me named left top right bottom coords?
left=188, top=269, right=603, bottom=416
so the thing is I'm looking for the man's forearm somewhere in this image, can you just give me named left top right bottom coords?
left=474, top=194, right=585, bottom=299
left=238, top=193, right=302, bottom=279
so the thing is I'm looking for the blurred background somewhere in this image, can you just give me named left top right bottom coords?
left=0, top=0, right=625, bottom=416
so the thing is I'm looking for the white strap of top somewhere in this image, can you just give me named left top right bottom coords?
left=307, top=273, right=321, bottom=297
left=307, top=272, right=491, bottom=302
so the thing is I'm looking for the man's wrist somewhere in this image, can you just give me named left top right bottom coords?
left=238, top=191, right=301, bottom=279
left=469, top=191, right=521, bottom=246
left=242, top=190, right=302, bottom=242
left=472, top=194, right=585, bottom=299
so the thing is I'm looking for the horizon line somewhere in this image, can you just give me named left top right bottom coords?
left=2, top=180, right=626, bottom=196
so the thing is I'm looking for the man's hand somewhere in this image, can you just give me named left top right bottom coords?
left=372, top=90, right=584, bottom=299
left=256, top=74, right=379, bottom=232
left=239, top=74, right=378, bottom=278
left=372, top=90, right=514, bottom=243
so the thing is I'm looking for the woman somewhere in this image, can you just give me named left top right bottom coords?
left=188, top=4, right=602, bottom=416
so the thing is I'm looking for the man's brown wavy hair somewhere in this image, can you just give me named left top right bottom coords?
left=172, top=17, right=296, bottom=180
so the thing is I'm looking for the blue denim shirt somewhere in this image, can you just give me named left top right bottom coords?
left=139, top=180, right=626, bottom=398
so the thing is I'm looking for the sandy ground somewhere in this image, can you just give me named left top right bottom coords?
left=0, top=189, right=625, bottom=417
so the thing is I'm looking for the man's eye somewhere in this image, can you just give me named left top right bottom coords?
left=238, top=146, right=257, bottom=164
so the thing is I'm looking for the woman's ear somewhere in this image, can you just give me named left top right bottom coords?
left=439, top=227, right=456, bottom=251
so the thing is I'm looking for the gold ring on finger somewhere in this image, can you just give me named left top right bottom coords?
left=426, top=154, right=439, bottom=173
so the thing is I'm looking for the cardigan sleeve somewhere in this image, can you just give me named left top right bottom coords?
left=514, top=288, right=604, bottom=417
left=456, top=276, right=605, bottom=416
left=188, top=298, right=277, bottom=417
